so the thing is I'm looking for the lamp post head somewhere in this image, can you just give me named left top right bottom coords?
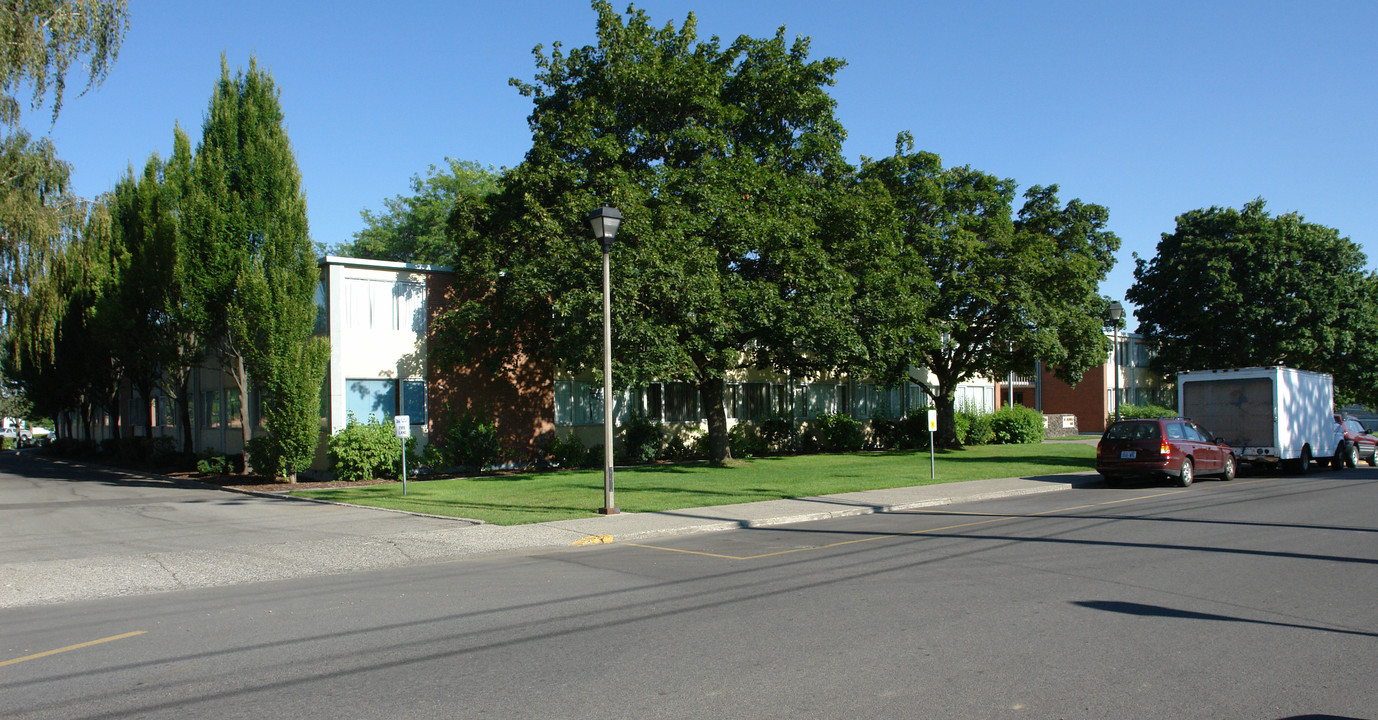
left=587, top=205, right=623, bottom=252
left=1108, top=301, right=1124, bottom=324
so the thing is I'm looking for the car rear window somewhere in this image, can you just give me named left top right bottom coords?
left=1105, top=422, right=1160, bottom=440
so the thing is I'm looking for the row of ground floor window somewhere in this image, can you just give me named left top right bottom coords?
left=553, top=379, right=998, bottom=427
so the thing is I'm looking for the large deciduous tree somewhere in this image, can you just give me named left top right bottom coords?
left=333, top=158, right=499, bottom=264
left=187, top=56, right=325, bottom=477
left=443, top=1, right=892, bottom=463
left=1128, top=198, right=1378, bottom=406
left=861, top=133, right=1120, bottom=445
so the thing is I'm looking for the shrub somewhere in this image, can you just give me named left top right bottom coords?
left=990, top=405, right=1047, bottom=444
left=618, top=416, right=662, bottom=464
left=960, top=411, right=994, bottom=446
left=728, top=423, right=767, bottom=458
left=815, top=412, right=865, bottom=452
left=440, top=413, right=504, bottom=471
left=197, top=449, right=229, bottom=475
left=544, top=434, right=586, bottom=469
left=758, top=413, right=796, bottom=454
left=1118, top=403, right=1178, bottom=421
left=328, top=414, right=401, bottom=481
left=583, top=443, right=605, bottom=468
left=662, top=432, right=703, bottom=462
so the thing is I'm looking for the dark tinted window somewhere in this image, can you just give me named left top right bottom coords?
left=1105, top=422, right=1160, bottom=441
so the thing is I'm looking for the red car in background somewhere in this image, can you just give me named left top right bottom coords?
left=1333, top=414, right=1378, bottom=468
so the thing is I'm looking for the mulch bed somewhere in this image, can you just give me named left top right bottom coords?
left=164, top=471, right=399, bottom=492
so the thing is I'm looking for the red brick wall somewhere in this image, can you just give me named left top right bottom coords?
left=425, top=276, right=556, bottom=461
left=1040, top=364, right=1110, bottom=432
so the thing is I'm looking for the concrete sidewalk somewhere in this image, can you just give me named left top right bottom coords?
left=1, top=468, right=1098, bottom=609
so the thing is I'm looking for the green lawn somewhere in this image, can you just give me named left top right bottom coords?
left=291, top=442, right=1096, bottom=525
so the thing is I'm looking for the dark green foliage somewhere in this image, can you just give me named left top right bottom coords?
left=436, top=413, right=505, bottom=471
left=444, top=1, right=892, bottom=465
left=1118, top=403, right=1178, bottom=421
left=1128, top=199, right=1378, bottom=406
left=990, top=406, right=1046, bottom=444
left=758, top=414, right=797, bottom=454
left=727, top=423, right=767, bottom=458
left=957, top=410, right=994, bottom=446
left=544, top=434, right=587, bottom=469
left=814, top=412, right=866, bottom=452
left=861, top=133, right=1120, bottom=446
left=328, top=415, right=402, bottom=482
left=197, top=450, right=229, bottom=475
left=334, top=159, right=499, bottom=264
left=618, top=415, right=662, bottom=464
left=191, top=55, right=325, bottom=476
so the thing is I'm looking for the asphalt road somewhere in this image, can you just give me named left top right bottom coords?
left=4, top=466, right=1375, bottom=719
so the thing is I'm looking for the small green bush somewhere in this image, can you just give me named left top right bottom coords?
left=662, top=432, right=703, bottom=462
left=441, top=413, right=504, bottom=471
left=197, top=449, right=229, bottom=475
left=959, top=411, right=994, bottom=446
left=728, top=423, right=767, bottom=457
left=758, top=414, right=796, bottom=453
left=328, top=415, right=401, bottom=482
left=815, top=412, right=865, bottom=452
left=1118, top=403, right=1178, bottom=421
left=618, top=416, right=662, bottom=464
left=544, top=434, right=586, bottom=468
left=990, top=406, right=1046, bottom=444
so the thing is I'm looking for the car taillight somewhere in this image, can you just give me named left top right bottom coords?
left=1160, top=441, right=1172, bottom=457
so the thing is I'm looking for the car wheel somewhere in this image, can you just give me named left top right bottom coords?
left=1220, top=454, right=1236, bottom=481
left=1177, top=457, right=1194, bottom=487
left=1368, top=448, right=1377, bottom=467
left=1346, top=442, right=1359, bottom=469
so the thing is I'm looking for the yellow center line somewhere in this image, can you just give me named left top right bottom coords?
left=626, top=475, right=1279, bottom=560
left=0, top=631, right=146, bottom=668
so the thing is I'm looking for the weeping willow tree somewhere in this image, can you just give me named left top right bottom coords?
left=0, top=1, right=128, bottom=426
left=2, top=198, right=120, bottom=438
left=0, top=0, right=128, bottom=310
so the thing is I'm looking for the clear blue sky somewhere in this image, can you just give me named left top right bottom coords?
left=30, top=0, right=1378, bottom=314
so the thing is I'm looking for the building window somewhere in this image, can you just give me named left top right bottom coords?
left=401, top=379, right=427, bottom=424
left=226, top=390, right=242, bottom=428
left=202, top=390, right=222, bottom=429
left=663, top=382, right=699, bottom=423
left=344, top=278, right=426, bottom=332
left=555, top=380, right=601, bottom=427
left=346, top=379, right=397, bottom=424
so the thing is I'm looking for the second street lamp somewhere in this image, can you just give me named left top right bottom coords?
left=587, top=205, right=623, bottom=515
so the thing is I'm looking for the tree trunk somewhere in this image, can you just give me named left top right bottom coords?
left=178, top=376, right=195, bottom=456
left=234, top=354, right=253, bottom=474
left=700, top=376, right=732, bottom=464
left=934, top=391, right=961, bottom=449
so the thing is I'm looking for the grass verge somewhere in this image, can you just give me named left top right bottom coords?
left=290, top=442, right=1095, bottom=525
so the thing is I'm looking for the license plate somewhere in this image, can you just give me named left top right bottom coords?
left=1120, top=450, right=1137, bottom=459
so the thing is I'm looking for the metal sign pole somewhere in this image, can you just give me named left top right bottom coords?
left=394, top=415, right=411, bottom=496
left=927, top=408, right=938, bottom=479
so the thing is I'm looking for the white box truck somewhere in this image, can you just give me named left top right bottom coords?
left=1177, top=367, right=1337, bottom=473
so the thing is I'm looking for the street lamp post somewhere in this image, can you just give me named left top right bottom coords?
left=1109, top=301, right=1123, bottom=423
left=587, top=205, right=623, bottom=515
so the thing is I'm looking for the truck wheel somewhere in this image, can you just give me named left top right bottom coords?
left=1177, top=457, right=1194, bottom=487
left=1346, top=443, right=1359, bottom=469
left=1288, top=446, right=1312, bottom=475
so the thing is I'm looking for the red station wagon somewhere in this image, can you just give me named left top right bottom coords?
left=1096, top=418, right=1237, bottom=487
